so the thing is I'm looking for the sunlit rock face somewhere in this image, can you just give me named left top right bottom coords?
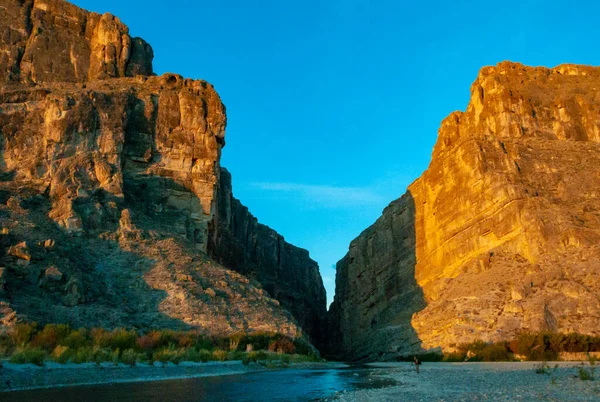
left=329, top=62, right=600, bottom=361
left=0, top=0, right=324, bottom=344
left=0, top=0, right=153, bottom=84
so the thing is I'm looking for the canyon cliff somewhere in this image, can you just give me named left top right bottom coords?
left=329, top=62, right=600, bottom=361
left=0, top=0, right=326, bottom=345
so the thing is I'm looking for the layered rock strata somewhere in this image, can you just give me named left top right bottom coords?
left=0, top=0, right=326, bottom=342
left=329, top=62, right=600, bottom=361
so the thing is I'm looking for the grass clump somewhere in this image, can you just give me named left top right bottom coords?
left=9, top=346, right=46, bottom=366
left=578, top=355, right=597, bottom=381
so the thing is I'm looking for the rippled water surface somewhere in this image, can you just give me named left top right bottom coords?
left=4, top=366, right=398, bottom=401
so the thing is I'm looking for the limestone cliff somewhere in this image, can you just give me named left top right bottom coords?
left=1, top=0, right=153, bottom=84
left=0, top=0, right=325, bottom=343
left=329, top=62, right=600, bottom=361
left=209, top=168, right=327, bottom=344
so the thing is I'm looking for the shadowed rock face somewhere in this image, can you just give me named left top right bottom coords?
left=0, top=0, right=153, bottom=84
left=0, top=0, right=324, bottom=344
left=329, top=62, right=600, bottom=361
left=209, top=168, right=327, bottom=345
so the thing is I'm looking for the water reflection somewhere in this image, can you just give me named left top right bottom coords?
left=3, top=366, right=398, bottom=402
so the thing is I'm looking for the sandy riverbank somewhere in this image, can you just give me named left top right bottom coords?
left=0, top=360, right=346, bottom=393
left=328, top=362, right=600, bottom=401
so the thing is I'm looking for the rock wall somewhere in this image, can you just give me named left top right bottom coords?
left=329, top=62, right=600, bottom=361
left=0, top=0, right=324, bottom=342
left=0, top=73, right=225, bottom=249
left=1, top=0, right=153, bottom=85
left=209, top=168, right=327, bottom=345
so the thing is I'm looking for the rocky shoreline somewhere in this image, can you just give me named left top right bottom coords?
left=330, top=362, right=600, bottom=401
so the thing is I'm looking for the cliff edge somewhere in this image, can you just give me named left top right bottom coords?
left=329, top=62, right=600, bottom=361
left=0, top=0, right=326, bottom=345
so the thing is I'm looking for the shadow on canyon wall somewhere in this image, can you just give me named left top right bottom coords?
left=0, top=181, right=188, bottom=331
left=326, top=190, right=428, bottom=361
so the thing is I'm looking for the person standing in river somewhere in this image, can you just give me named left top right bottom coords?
left=413, top=356, right=421, bottom=374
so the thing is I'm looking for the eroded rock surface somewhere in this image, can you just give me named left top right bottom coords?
left=329, top=62, right=600, bottom=361
left=0, top=0, right=323, bottom=343
left=0, top=0, right=153, bottom=84
left=210, top=168, right=327, bottom=345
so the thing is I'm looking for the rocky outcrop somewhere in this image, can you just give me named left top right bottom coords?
left=209, top=168, right=327, bottom=344
left=0, top=0, right=323, bottom=343
left=1, top=73, right=225, bottom=249
left=1, top=0, right=153, bottom=85
left=329, top=62, right=600, bottom=361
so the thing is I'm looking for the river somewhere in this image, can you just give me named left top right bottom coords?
left=2, top=365, right=398, bottom=401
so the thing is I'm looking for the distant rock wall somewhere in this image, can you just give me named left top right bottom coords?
left=329, top=62, right=600, bottom=361
left=209, top=168, right=327, bottom=345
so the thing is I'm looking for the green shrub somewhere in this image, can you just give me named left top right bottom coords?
left=9, top=323, right=37, bottom=346
left=93, top=347, right=112, bottom=364
left=193, top=335, right=214, bottom=351
left=121, top=349, right=138, bottom=367
left=109, top=328, right=137, bottom=351
left=254, top=350, right=270, bottom=361
left=0, top=333, right=14, bottom=357
left=198, top=349, right=213, bottom=362
left=111, top=348, right=120, bottom=366
left=10, top=346, right=46, bottom=366
left=62, top=329, right=88, bottom=350
left=535, top=361, right=550, bottom=374
left=213, top=349, right=227, bottom=362
left=153, top=347, right=185, bottom=364
left=227, top=350, right=245, bottom=361
left=32, top=324, right=71, bottom=351
left=72, top=346, right=95, bottom=364
left=443, top=352, right=467, bottom=362
left=51, top=345, right=71, bottom=363
left=479, top=342, right=513, bottom=361
left=578, top=366, right=592, bottom=380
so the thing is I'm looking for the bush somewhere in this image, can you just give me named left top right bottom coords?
left=9, top=323, right=37, bottom=346
left=213, top=349, right=227, bottom=362
left=479, top=343, right=512, bottom=362
left=153, top=348, right=185, bottom=364
left=72, top=347, right=95, bottom=364
left=93, top=347, right=112, bottom=364
left=5, top=325, right=315, bottom=365
left=121, top=349, right=139, bottom=367
left=109, top=328, right=137, bottom=351
left=0, top=333, right=14, bottom=357
left=32, top=324, right=70, bottom=351
left=62, top=329, right=88, bottom=350
left=10, top=346, right=46, bottom=366
left=112, top=348, right=120, bottom=366
left=443, top=352, right=466, bottom=362
left=254, top=350, right=270, bottom=361
left=51, top=345, right=71, bottom=363
left=268, top=337, right=295, bottom=354
left=198, top=349, right=213, bottom=362
left=193, top=335, right=214, bottom=351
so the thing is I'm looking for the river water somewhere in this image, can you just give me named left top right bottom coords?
left=3, top=366, right=398, bottom=401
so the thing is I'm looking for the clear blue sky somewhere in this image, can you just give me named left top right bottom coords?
left=73, top=0, right=600, bottom=307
